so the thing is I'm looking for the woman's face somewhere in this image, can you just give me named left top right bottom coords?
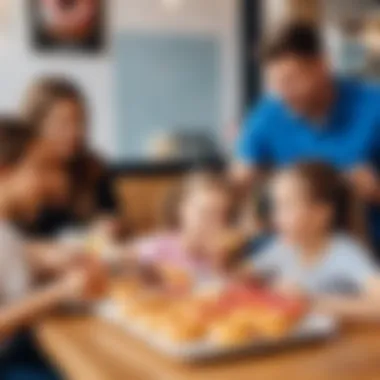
left=40, top=99, right=85, bottom=161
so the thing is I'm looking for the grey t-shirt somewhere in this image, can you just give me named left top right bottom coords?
left=0, top=221, right=30, bottom=352
left=252, top=234, right=377, bottom=295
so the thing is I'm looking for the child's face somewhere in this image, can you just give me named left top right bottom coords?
left=270, top=172, right=332, bottom=244
left=180, top=188, right=231, bottom=236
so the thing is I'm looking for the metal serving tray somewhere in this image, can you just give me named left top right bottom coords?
left=96, top=302, right=338, bottom=362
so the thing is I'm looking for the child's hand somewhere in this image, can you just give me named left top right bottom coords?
left=205, top=229, right=247, bottom=271
left=271, top=280, right=306, bottom=300
left=230, top=262, right=257, bottom=283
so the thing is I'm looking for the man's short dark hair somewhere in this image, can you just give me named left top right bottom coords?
left=0, top=117, right=35, bottom=167
left=259, top=22, right=323, bottom=62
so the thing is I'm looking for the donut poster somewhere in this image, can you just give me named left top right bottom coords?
left=30, top=0, right=105, bottom=52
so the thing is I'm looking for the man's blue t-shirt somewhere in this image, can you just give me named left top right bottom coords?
left=237, top=78, right=380, bottom=250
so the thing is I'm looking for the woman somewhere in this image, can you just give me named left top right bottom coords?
left=21, top=76, right=117, bottom=238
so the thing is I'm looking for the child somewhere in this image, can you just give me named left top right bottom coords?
left=0, top=117, right=102, bottom=379
left=249, top=162, right=380, bottom=322
left=128, top=171, right=243, bottom=284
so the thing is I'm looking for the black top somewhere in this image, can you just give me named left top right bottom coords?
left=25, top=158, right=225, bottom=238
left=25, top=172, right=117, bottom=238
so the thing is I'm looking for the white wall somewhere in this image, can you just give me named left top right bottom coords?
left=263, top=0, right=290, bottom=31
left=323, top=0, right=379, bottom=19
left=0, top=0, right=241, bottom=161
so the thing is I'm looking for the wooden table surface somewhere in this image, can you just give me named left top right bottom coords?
left=35, top=316, right=380, bottom=380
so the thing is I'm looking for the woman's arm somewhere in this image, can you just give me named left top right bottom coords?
left=26, top=240, right=78, bottom=278
left=0, top=271, right=84, bottom=341
left=0, top=256, right=106, bottom=341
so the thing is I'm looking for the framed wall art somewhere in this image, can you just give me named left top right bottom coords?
left=30, top=0, right=105, bottom=53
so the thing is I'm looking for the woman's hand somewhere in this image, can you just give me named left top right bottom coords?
left=62, top=257, right=108, bottom=301
left=89, top=216, right=123, bottom=242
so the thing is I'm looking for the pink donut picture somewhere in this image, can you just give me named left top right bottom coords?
left=31, top=0, right=105, bottom=52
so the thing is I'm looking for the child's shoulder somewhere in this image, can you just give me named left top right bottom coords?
left=250, top=236, right=293, bottom=265
left=331, top=233, right=366, bottom=251
left=329, top=233, right=371, bottom=262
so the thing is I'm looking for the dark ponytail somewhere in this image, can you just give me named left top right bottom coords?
left=291, top=161, right=351, bottom=231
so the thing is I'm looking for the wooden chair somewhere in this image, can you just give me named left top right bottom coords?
left=115, top=174, right=183, bottom=234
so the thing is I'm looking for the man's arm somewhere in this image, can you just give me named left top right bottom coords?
left=229, top=161, right=267, bottom=197
left=351, top=95, right=380, bottom=205
left=230, top=99, right=275, bottom=196
left=347, top=166, right=380, bottom=203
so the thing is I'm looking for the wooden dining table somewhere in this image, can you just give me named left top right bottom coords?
left=35, top=314, right=380, bottom=380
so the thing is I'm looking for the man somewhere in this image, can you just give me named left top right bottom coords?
left=233, top=22, right=380, bottom=254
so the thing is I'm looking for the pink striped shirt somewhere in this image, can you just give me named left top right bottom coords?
left=134, top=233, right=210, bottom=276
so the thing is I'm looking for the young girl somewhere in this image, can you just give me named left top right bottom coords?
left=128, top=171, right=244, bottom=284
left=250, top=162, right=380, bottom=321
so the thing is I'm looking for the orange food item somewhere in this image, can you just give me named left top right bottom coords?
left=249, top=309, right=293, bottom=338
left=110, top=278, right=308, bottom=346
left=109, top=280, right=140, bottom=301
left=158, top=265, right=194, bottom=293
left=209, top=314, right=257, bottom=346
left=159, top=318, right=207, bottom=343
